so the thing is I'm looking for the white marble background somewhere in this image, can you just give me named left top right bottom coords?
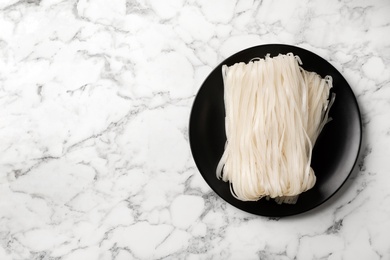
left=0, top=0, right=389, bottom=259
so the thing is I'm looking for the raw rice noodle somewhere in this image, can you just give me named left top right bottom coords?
left=216, top=53, right=335, bottom=204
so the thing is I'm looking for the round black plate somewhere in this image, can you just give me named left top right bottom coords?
left=189, top=44, right=362, bottom=217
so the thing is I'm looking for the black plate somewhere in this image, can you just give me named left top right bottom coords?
left=189, top=44, right=362, bottom=217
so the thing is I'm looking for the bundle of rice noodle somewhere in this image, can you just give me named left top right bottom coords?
left=216, top=53, right=335, bottom=204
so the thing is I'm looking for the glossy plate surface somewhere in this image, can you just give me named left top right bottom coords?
left=189, top=44, right=362, bottom=217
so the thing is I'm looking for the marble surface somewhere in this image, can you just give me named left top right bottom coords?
left=0, top=0, right=389, bottom=259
